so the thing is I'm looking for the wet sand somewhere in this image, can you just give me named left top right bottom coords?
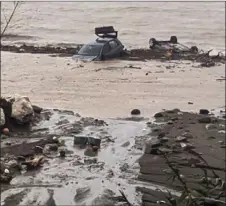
left=1, top=52, right=225, bottom=118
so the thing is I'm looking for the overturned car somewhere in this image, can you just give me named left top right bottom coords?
left=72, top=26, right=125, bottom=61
left=149, top=36, right=199, bottom=56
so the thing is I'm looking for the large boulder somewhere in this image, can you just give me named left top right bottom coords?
left=1, top=95, right=34, bottom=124
left=0, top=108, right=5, bottom=127
left=11, top=95, right=34, bottom=124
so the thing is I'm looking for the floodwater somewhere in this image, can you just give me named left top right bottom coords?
left=1, top=2, right=225, bottom=205
left=1, top=2, right=225, bottom=50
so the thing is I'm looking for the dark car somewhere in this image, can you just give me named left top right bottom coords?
left=149, top=36, right=199, bottom=56
left=72, top=26, right=124, bottom=61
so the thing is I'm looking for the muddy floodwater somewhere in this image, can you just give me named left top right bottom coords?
left=1, top=2, right=225, bottom=206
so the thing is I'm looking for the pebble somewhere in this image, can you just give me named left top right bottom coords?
left=2, top=128, right=10, bottom=135
left=176, top=136, right=187, bottom=142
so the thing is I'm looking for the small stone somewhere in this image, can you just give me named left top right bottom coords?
left=59, top=149, right=66, bottom=157
left=199, top=109, right=209, bottom=115
left=181, top=132, right=194, bottom=139
left=171, top=117, right=178, bottom=121
left=158, top=132, right=165, bottom=138
left=2, top=128, right=10, bottom=135
left=131, top=109, right=141, bottom=115
left=5, top=142, right=11, bottom=146
left=176, top=136, right=187, bottom=142
left=207, top=136, right=216, bottom=140
left=121, top=141, right=130, bottom=147
left=218, top=141, right=224, bottom=145
left=167, top=120, right=173, bottom=125
left=154, top=112, right=164, bottom=118
left=160, top=137, right=169, bottom=143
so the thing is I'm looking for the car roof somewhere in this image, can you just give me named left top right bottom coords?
left=87, top=37, right=117, bottom=46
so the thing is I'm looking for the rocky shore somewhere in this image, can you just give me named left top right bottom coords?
left=0, top=95, right=225, bottom=205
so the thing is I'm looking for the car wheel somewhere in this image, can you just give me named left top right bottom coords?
left=170, top=36, right=178, bottom=44
left=149, top=38, right=157, bottom=49
left=190, top=46, right=198, bottom=53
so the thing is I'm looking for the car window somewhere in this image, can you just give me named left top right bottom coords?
left=78, top=44, right=103, bottom=56
left=109, top=40, right=119, bottom=50
left=102, top=43, right=111, bottom=54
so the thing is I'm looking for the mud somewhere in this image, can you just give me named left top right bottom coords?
left=0, top=107, right=149, bottom=205
left=1, top=43, right=225, bottom=66
left=137, top=108, right=226, bottom=205
left=1, top=105, right=225, bottom=205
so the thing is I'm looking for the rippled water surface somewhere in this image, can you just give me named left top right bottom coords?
left=1, top=2, right=225, bottom=50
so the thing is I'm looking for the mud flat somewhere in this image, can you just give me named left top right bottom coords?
left=137, top=108, right=226, bottom=206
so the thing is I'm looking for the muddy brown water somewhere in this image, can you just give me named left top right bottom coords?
left=1, top=110, right=156, bottom=205
left=1, top=2, right=225, bottom=205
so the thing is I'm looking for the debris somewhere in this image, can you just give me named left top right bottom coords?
left=199, top=109, right=210, bottom=115
left=21, top=156, right=44, bottom=170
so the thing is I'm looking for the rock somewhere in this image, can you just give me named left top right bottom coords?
left=198, top=117, right=212, bottom=123
left=84, top=158, right=97, bottom=165
left=188, top=102, right=193, bottom=104
left=10, top=95, right=34, bottom=124
left=158, top=132, right=165, bottom=138
left=0, top=108, right=5, bottom=127
left=180, top=143, right=195, bottom=149
left=59, top=149, right=66, bottom=157
left=176, top=136, right=187, bottom=142
left=0, top=174, right=12, bottom=184
left=144, top=138, right=162, bottom=154
left=167, top=120, right=173, bottom=125
left=44, top=144, right=58, bottom=152
left=120, top=163, right=129, bottom=171
left=154, top=112, right=164, bottom=118
left=206, top=124, right=218, bottom=130
left=199, top=109, right=209, bottom=115
left=131, top=109, right=141, bottom=115
left=160, top=137, right=169, bottom=143
left=32, top=105, right=43, bottom=114
left=181, top=132, right=194, bottom=139
left=2, top=128, right=10, bottom=135
left=121, top=141, right=130, bottom=147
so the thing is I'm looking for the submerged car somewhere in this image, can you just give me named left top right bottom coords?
left=72, top=26, right=124, bottom=61
left=149, top=36, right=199, bottom=55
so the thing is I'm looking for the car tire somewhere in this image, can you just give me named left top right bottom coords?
left=149, top=38, right=157, bottom=49
left=190, top=46, right=198, bottom=53
left=170, top=36, right=178, bottom=44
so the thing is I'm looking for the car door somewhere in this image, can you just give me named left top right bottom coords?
left=109, top=40, right=120, bottom=58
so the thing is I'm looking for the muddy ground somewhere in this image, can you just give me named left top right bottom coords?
left=1, top=106, right=225, bottom=206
